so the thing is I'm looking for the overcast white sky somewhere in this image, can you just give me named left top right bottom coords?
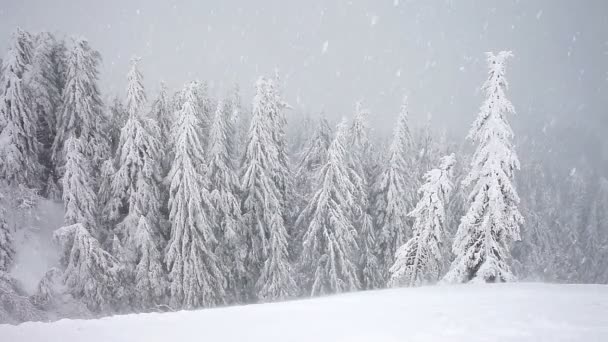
left=1, top=0, right=607, bottom=166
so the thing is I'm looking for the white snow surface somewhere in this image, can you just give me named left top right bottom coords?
left=2, top=283, right=607, bottom=342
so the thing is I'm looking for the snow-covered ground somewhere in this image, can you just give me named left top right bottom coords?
left=2, top=283, right=607, bottom=341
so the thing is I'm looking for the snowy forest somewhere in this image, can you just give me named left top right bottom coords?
left=0, top=17, right=607, bottom=325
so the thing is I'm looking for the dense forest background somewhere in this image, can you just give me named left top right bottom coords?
left=0, top=25, right=606, bottom=325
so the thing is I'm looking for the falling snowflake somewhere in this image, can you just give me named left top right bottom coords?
left=370, top=15, right=379, bottom=27
left=322, top=40, right=329, bottom=54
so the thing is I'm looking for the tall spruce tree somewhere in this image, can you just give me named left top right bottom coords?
left=241, top=77, right=296, bottom=301
left=53, top=38, right=107, bottom=172
left=296, top=118, right=360, bottom=295
left=54, top=136, right=120, bottom=313
left=373, top=98, right=415, bottom=280
left=207, top=99, right=246, bottom=302
left=150, top=81, right=172, bottom=172
left=112, top=58, right=166, bottom=308
left=0, top=28, right=41, bottom=185
left=27, top=32, right=65, bottom=192
left=444, top=51, right=523, bottom=283
left=165, top=82, right=225, bottom=309
left=390, top=154, right=455, bottom=287
left=348, top=102, right=382, bottom=289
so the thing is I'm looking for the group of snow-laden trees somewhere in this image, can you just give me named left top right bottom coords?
left=1, top=27, right=607, bottom=324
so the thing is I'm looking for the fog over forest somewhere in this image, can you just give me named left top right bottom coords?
left=1, top=0, right=606, bottom=166
left=0, top=0, right=606, bottom=330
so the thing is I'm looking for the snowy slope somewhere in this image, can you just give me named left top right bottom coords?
left=2, top=283, right=607, bottom=342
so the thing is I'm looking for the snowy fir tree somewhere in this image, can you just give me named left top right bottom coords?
left=347, top=102, right=382, bottom=289
left=222, top=84, right=244, bottom=164
left=296, top=118, right=360, bottom=296
left=53, top=223, right=121, bottom=313
left=390, top=154, right=455, bottom=287
left=373, top=97, right=415, bottom=280
left=0, top=28, right=41, bottom=186
left=112, top=57, right=163, bottom=228
left=165, top=82, right=226, bottom=309
left=111, top=57, right=166, bottom=309
left=61, top=137, right=98, bottom=231
left=107, top=96, right=127, bottom=154
left=55, top=136, right=120, bottom=313
left=293, top=117, right=332, bottom=215
left=150, top=81, right=172, bottom=171
left=241, top=77, right=296, bottom=301
left=444, top=51, right=523, bottom=283
left=53, top=37, right=107, bottom=171
left=26, top=32, right=65, bottom=189
left=0, top=271, right=44, bottom=324
left=207, top=99, right=246, bottom=302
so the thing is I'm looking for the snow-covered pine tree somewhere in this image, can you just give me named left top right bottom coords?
left=107, top=96, right=127, bottom=154
left=53, top=223, right=120, bottom=313
left=373, top=97, right=415, bottom=280
left=165, top=82, right=226, bottom=309
left=390, top=154, right=455, bottom=287
left=26, top=32, right=65, bottom=192
left=111, top=58, right=165, bottom=309
left=207, top=99, right=246, bottom=303
left=150, top=81, right=172, bottom=172
left=53, top=37, right=107, bottom=172
left=348, top=102, right=383, bottom=289
left=61, top=136, right=98, bottom=230
left=0, top=270, right=44, bottom=324
left=296, top=118, right=360, bottom=295
left=241, top=77, right=296, bottom=301
left=223, top=84, right=243, bottom=163
left=444, top=51, right=523, bottom=283
left=265, top=77, right=293, bottom=220
left=0, top=28, right=41, bottom=185
left=292, top=116, right=333, bottom=255
left=55, top=136, right=120, bottom=313
left=294, top=117, right=332, bottom=210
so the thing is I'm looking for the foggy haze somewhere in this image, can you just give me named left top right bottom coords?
left=1, top=0, right=606, bottom=168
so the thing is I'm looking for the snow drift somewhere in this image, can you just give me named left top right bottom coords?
left=1, top=283, right=607, bottom=342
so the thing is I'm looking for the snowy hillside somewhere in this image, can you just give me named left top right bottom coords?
left=2, top=283, right=607, bottom=342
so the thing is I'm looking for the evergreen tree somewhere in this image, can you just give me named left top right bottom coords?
left=294, top=117, right=333, bottom=213
left=296, top=118, right=360, bottom=295
left=165, top=82, right=225, bottom=309
left=390, top=154, right=455, bottom=287
left=348, top=102, right=382, bottom=289
left=373, top=98, right=415, bottom=279
left=150, top=81, right=172, bottom=171
left=61, top=137, right=97, bottom=231
left=112, top=58, right=165, bottom=309
left=53, top=37, right=107, bottom=171
left=241, top=77, right=296, bottom=301
left=207, top=99, right=246, bottom=302
left=55, top=136, right=120, bottom=312
left=53, top=223, right=120, bottom=313
left=444, top=51, right=523, bottom=283
left=26, top=32, right=65, bottom=191
left=292, top=116, right=333, bottom=256
left=107, top=96, right=127, bottom=154
left=0, top=28, right=41, bottom=185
